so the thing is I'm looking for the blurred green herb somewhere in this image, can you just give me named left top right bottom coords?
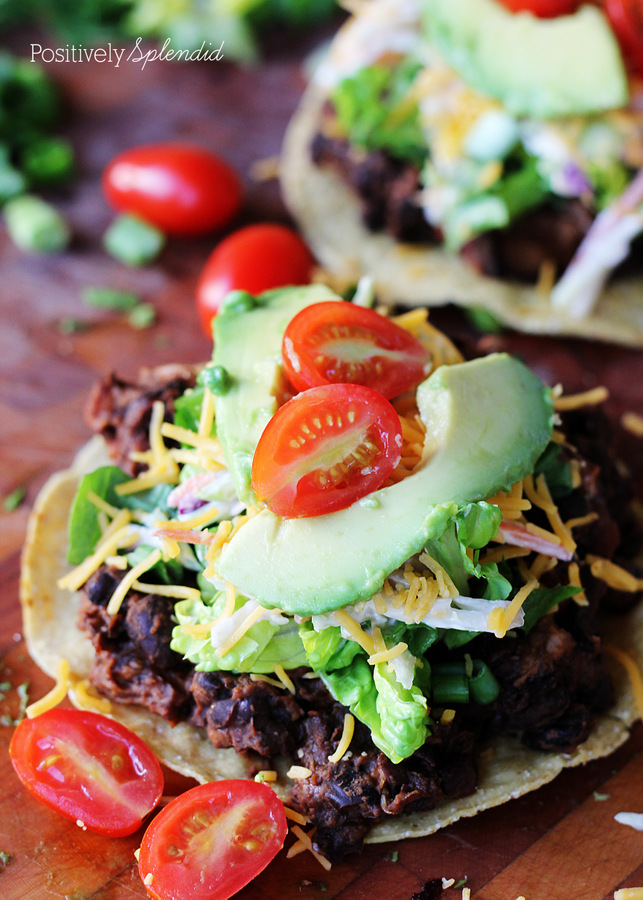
left=82, top=286, right=141, bottom=310
left=128, top=301, right=156, bottom=329
left=2, top=485, right=26, bottom=511
left=103, top=214, right=165, bottom=267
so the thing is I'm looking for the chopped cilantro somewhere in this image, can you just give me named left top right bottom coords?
left=0, top=850, right=12, bottom=871
left=2, top=486, right=25, bottom=512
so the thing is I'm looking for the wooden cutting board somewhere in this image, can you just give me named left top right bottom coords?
left=1, top=26, right=642, bottom=900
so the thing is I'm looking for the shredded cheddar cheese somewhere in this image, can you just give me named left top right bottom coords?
left=587, top=556, right=643, bottom=593
left=215, top=605, right=276, bottom=658
left=27, top=658, right=70, bottom=718
left=328, top=713, right=355, bottom=763
left=283, top=807, right=309, bottom=826
left=250, top=673, right=287, bottom=690
left=274, top=665, right=296, bottom=695
left=621, top=411, right=643, bottom=437
left=524, top=474, right=576, bottom=554
left=58, top=514, right=137, bottom=592
left=333, top=609, right=376, bottom=655
left=567, top=562, right=589, bottom=606
left=440, top=709, right=456, bottom=724
left=254, top=770, right=278, bottom=783
left=287, top=825, right=332, bottom=870
left=198, top=387, right=215, bottom=438
left=106, top=549, right=162, bottom=616
left=70, top=678, right=112, bottom=714
left=614, top=888, right=643, bottom=900
left=368, top=641, right=408, bottom=666
left=605, top=645, right=643, bottom=721
left=287, top=765, right=313, bottom=779
left=555, top=386, right=609, bottom=411
left=132, top=581, right=202, bottom=603
left=487, top=579, right=538, bottom=638
left=86, top=490, right=121, bottom=518
left=154, top=505, right=218, bottom=533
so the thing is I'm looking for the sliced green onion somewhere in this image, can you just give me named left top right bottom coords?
left=468, top=660, right=500, bottom=705
left=21, top=137, right=75, bottom=186
left=2, top=485, right=26, bottom=512
left=128, top=302, right=157, bottom=330
left=103, top=214, right=165, bottom=267
left=431, top=672, right=469, bottom=705
left=82, top=287, right=141, bottom=311
left=4, top=193, right=70, bottom=253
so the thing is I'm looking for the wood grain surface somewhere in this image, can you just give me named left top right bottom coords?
left=1, top=24, right=642, bottom=900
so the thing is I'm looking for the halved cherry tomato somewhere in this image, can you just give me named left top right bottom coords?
left=282, top=301, right=431, bottom=398
left=9, top=708, right=163, bottom=836
left=195, top=223, right=314, bottom=336
left=498, top=0, right=580, bottom=15
left=138, top=780, right=287, bottom=900
left=102, top=143, right=242, bottom=236
left=605, top=0, right=643, bottom=74
left=251, top=383, right=403, bottom=517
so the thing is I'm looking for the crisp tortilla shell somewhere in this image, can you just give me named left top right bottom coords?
left=20, top=436, right=643, bottom=844
left=281, top=78, right=643, bottom=347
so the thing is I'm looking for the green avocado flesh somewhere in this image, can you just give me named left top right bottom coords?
left=216, top=353, right=555, bottom=615
left=212, top=284, right=342, bottom=506
left=424, top=0, right=628, bottom=118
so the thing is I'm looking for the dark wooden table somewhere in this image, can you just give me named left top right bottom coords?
left=1, top=26, right=642, bottom=900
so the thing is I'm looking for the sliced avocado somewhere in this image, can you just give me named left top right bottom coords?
left=216, top=353, right=554, bottom=615
left=424, top=0, right=628, bottom=118
left=213, top=284, right=342, bottom=505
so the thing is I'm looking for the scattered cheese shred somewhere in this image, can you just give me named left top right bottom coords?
left=26, top=658, right=70, bottom=718
left=524, top=474, right=576, bottom=554
left=604, top=645, right=643, bottom=721
left=555, top=385, right=609, bottom=411
left=440, top=709, right=456, bottom=724
left=250, top=673, right=287, bottom=690
left=621, top=411, right=643, bottom=437
left=333, top=609, right=376, bottom=655
left=487, top=579, right=538, bottom=638
left=274, top=665, right=296, bottom=695
left=106, top=549, right=162, bottom=616
left=614, top=890, right=643, bottom=900
left=57, top=515, right=136, bottom=592
left=368, top=641, right=408, bottom=666
left=117, top=401, right=180, bottom=495
left=215, top=604, right=273, bottom=658
left=587, top=556, right=643, bottom=593
left=132, top=581, right=202, bottom=603
left=154, top=505, right=217, bottom=532
left=254, top=770, right=278, bottom=783
left=283, top=807, right=309, bottom=826
left=286, top=825, right=332, bottom=870
left=565, top=512, right=599, bottom=531
left=86, top=490, right=121, bottom=518
left=567, top=562, right=589, bottom=606
left=287, top=765, right=313, bottom=779
left=328, top=713, right=355, bottom=763
left=71, top=678, right=112, bottom=714
left=198, top=387, right=215, bottom=438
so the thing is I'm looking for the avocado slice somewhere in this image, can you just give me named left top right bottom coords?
left=424, top=0, right=628, bottom=118
left=216, top=353, right=555, bottom=615
left=213, top=284, right=342, bottom=506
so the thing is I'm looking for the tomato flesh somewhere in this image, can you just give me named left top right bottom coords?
left=282, top=301, right=431, bottom=398
left=102, top=143, right=242, bottom=236
left=138, top=780, right=287, bottom=900
left=9, top=708, right=164, bottom=836
left=605, top=0, right=643, bottom=73
left=252, top=382, right=403, bottom=518
left=498, top=0, right=581, bottom=15
left=195, top=223, right=314, bottom=336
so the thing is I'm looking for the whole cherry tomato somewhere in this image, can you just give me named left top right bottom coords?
left=10, top=708, right=164, bottom=837
left=195, top=223, right=314, bottom=336
left=282, top=301, right=431, bottom=398
left=605, top=0, right=643, bottom=74
left=498, top=0, right=581, bottom=15
left=102, top=143, right=242, bottom=236
left=251, top=382, right=403, bottom=518
left=138, top=780, right=287, bottom=900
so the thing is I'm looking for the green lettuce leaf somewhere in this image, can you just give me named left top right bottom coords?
left=298, top=620, right=363, bottom=671
left=322, top=656, right=428, bottom=764
left=172, top=594, right=307, bottom=673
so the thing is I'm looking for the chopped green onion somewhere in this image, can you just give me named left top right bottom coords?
left=468, top=660, right=500, bottom=704
left=465, top=306, right=504, bottom=334
left=103, top=214, right=165, bottom=267
left=431, top=671, right=469, bottom=705
left=21, top=136, right=75, bottom=186
left=57, top=317, right=89, bottom=334
left=2, top=485, right=26, bottom=511
left=0, top=163, right=26, bottom=203
left=4, top=193, right=70, bottom=253
left=128, top=302, right=157, bottom=330
left=82, top=286, right=141, bottom=311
